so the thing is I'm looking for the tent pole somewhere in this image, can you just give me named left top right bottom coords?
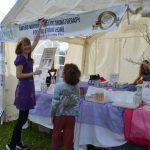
left=127, top=6, right=130, bottom=25
left=82, top=39, right=87, bottom=75
left=0, top=42, right=5, bottom=124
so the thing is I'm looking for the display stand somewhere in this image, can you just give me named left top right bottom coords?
left=46, top=62, right=57, bottom=87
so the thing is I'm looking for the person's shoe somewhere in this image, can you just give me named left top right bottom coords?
left=6, top=144, right=16, bottom=150
left=16, top=143, right=28, bottom=150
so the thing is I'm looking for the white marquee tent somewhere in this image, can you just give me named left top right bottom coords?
left=1, top=0, right=150, bottom=120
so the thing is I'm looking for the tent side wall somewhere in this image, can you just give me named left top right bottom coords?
left=4, top=42, right=18, bottom=121
left=65, top=43, right=84, bottom=71
left=84, top=31, right=150, bottom=82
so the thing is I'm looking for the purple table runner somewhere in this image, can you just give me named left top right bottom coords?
left=30, top=91, right=52, bottom=117
left=76, top=99, right=124, bottom=134
left=30, top=91, right=124, bottom=134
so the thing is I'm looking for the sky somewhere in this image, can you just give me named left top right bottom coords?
left=0, top=0, right=17, bottom=22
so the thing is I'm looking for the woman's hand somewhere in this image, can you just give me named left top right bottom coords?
left=39, top=18, right=47, bottom=29
left=136, top=80, right=143, bottom=84
left=32, top=18, right=47, bottom=50
left=34, top=70, right=42, bottom=75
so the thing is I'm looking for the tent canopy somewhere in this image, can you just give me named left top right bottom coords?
left=2, top=0, right=150, bottom=26
left=1, top=0, right=150, bottom=78
left=1, top=0, right=150, bottom=120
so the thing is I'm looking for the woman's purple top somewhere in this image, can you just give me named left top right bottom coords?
left=14, top=54, right=36, bottom=110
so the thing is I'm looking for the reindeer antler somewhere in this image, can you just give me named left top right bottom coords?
left=125, top=24, right=150, bottom=67
left=125, top=58, right=141, bottom=65
left=138, top=24, right=150, bottom=45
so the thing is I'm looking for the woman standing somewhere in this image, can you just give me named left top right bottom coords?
left=6, top=19, right=46, bottom=150
left=133, top=60, right=150, bottom=85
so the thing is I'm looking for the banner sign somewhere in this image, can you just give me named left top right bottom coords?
left=0, top=25, right=16, bottom=42
left=0, top=5, right=127, bottom=42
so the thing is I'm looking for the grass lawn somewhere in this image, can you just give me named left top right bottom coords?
left=0, top=121, right=51, bottom=150
left=111, top=143, right=148, bottom=150
left=0, top=121, right=148, bottom=150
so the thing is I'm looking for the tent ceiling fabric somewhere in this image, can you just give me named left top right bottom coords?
left=2, top=0, right=150, bottom=26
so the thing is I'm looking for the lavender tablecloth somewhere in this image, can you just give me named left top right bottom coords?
left=77, top=99, right=124, bottom=134
left=30, top=91, right=124, bottom=134
left=30, top=91, right=52, bottom=117
left=79, top=83, right=136, bottom=93
left=29, top=91, right=126, bottom=148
